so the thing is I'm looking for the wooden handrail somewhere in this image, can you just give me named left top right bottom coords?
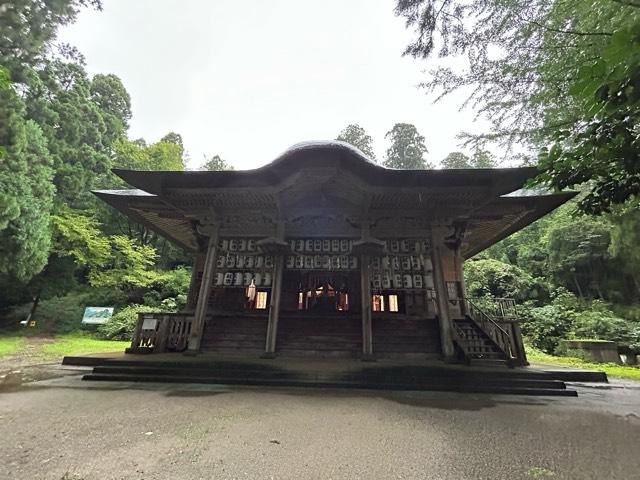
left=129, top=312, right=194, bottom=353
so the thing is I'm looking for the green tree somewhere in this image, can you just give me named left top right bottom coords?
left=24, top=60, right=131, bottom=205
left=547, top=216, right=611, bottom=300
left=0, top=0, right=102, bottom=82
left=465, top=258, right=542, bottom=301
left=395, top=0, right=640, bottom=212
left=336, top=124, right=377, bottom=160
left=441, top=151, right=471, bottom=169
left=383, top=123, right=431, bottom=169
left=608, top=204, right=640, bottom=298
left=202, top=154, right=234, bottom=171
left=0, top=71, right=55, bottom=282
left=538, top=23, right=640, bottom=213
left=471, top=149, right=496, bottom=168
left=441, top=149, right=497, bottom=169
left=111, top=137, right=185, bottom=172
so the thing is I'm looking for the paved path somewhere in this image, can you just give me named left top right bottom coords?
left=0, top=366, right=639, bottom=480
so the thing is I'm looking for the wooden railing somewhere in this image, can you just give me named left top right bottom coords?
left=129, top=312, right=194, bottom=353
left=465, top=298, right=515, bottom=360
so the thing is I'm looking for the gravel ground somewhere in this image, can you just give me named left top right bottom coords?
left=0, top=366, right=639, bottom=480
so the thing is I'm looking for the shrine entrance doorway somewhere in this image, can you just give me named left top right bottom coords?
left=276, top=270, right=362, bottom=357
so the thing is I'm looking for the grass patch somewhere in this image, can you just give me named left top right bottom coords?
left=0, top=335, right=26, bottom=359
left=526, top=346, right=640, bottom=381
left=38, top=333, right=129, bottom=359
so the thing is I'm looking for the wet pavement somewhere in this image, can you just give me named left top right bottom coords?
left=0, top=363, right=639, bottom=479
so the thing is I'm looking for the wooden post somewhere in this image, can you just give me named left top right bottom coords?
left=130, top=312, right=144, bottom=350
left=360, top=254, right=374, bottom=359
left=431, top=230, right=455, bottom=360
left=264, top=254, right=284, bottom=356
left=454, top=248, right=468, bottom=317
left=154, top=314, right=170, bottom=353
left=187, top=229, right=219, bottom=353
left=185, top=255, right=202, bottom=311
left=511, top=322, right=529, bottom=366
left=264, top=219, right=285, bottom=357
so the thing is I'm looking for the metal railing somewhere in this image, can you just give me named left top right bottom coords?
left=465, top=298, right=515, bottom=360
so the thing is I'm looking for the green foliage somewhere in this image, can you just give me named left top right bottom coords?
left=336, top=124, right=377, bottom=161
left=89, top=236, right=162, bottom=294
left=96, top=304, right=153, bottom=340
left=520, top=289, right=640, bottom=354
left=395, top=0, right=640, bottom=212
left=201, top=154, right=233, bottom=171
left=546, top=214, right=611, bottom=299
left=51, top=208, right=111, bottom=268
left=471, top=149, right=496, bottom=168
left=538, top=20, right=640, bottom=213
left=383, top=123, right=431, bottom=169
left=441, top=149, right=497, bottom=169
left=0, top=75, right=55, bottom=282
left=25, top=59, right=130, bottom=204
left=112, top=137, right=185, bottom=172
left=0, top=0, right=102, bottom=82
left=30, top=291, right=90, bottom=333
left=441, top=152, right=470, bottom=169
left=520, top=289, right=581, bottom=353
left=571, top=305, right=639, bottom=349
left=465, top=259, right=541, bottom=301
left=141, top=266, right=191, bottom=310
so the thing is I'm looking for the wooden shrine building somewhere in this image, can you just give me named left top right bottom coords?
left=95, top=141, right=574, bottom=366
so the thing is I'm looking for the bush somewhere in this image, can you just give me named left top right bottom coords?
left=96, top=304, right=155, bottom=340
left=142, top=266, right=190, bottom=310
left=32, top=291, right=90, bottom=333
left=521, top=289, right=640, bottom=354
left=520, top=289, right=580, bottom=354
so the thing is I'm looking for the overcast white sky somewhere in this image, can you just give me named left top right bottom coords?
left=59, top=0, right=488, bottom=170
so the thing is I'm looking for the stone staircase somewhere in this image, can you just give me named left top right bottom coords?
left=67, top=356, right=601, bottom=396
left=453, top=318, right=508, bottom=362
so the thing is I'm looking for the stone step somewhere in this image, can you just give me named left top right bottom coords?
left=82, top=371, right=577, bottom=396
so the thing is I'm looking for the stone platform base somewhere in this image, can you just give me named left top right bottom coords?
left=63, top=353, right=608, bottom=396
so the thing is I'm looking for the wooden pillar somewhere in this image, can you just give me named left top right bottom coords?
left=187, top=229, right=219, bottom=353
left=454, top=248, right=468, bottom=317
left=431, top=230, right=455, bottom=360
left=360, top=254, right=374, bottom=359
left=185, top=255, right=202, bottom=311
left=264, top=220, right=285, bottom=357
left=264, top=254, right=284, bottom=356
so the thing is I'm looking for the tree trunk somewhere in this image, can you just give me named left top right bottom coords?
left=572, top=273, right=584, bottom=298
left=25, top=295, right=40, bottom=326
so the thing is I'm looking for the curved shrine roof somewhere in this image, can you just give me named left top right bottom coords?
left=95, top=141, right=574, bottom=257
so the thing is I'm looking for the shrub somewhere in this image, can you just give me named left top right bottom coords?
left=520, top=289, right=580, bottom=354
left=571, top=303, right=640, bottom=350
left=142, top=266, right=190, bottom=310
left=96, top=304, right=156, bottom=340
left=32, top=291, right=90, bottom=333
